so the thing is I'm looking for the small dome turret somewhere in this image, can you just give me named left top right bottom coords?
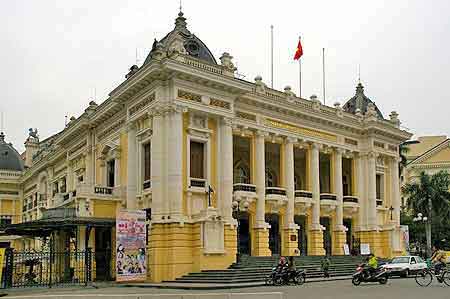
left=0, top=132, right=24, bottom=171
left=342, top=82, right=384, bottom=119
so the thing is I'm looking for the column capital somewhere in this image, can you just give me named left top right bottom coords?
left=333, top=147, right=345, bottom=155
left=126, top=121, right=137, bottom=132
left=309, top=142, right=322, bottom=151
left=284, top=136, right=297, bottom=144
left=368, top=151, right=379, bottom=159
left=254, top=130, right=269, bottom=138
left=221, top=117, right=233, bottom=127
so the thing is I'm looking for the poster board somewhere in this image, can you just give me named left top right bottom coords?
left=116, top=210, right=147, bottom=282
left=360, top=243, right=371, bottom=255
left=343, top=244, right=350, bottom=255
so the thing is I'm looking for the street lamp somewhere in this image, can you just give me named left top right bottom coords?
left=232, top=198, right=249, bottom=264
left=413, top=213, right=431, bottom=257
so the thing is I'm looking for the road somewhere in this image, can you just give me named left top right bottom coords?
left=3, top=278, right=450, bottom=298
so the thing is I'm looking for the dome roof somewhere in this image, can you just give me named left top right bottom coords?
left=144, top=11, right=217, bottom=65
left=342, top=82, right=384, bottom=119
left=0, top=132, right=24, bottom=171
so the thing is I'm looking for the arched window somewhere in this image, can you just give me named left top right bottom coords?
left=265, top=168, right=277, bottom=187
left=233, top=160, right=250, bottom=184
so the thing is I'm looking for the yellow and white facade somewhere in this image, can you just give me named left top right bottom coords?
left=1, top=11, right=412, bottom=282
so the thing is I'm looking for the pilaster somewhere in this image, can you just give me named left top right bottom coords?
left=126, top=121, right=137, bottom=209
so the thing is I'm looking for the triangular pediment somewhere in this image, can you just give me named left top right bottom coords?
left=410, top=139, right=450, bottom=165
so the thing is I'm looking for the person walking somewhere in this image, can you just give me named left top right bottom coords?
left=321, top=256, right=331, bottom=278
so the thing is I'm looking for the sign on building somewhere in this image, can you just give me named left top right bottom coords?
left=116, top=210, right=147, bottom=282
left=360, top=243, right=371, bottom=255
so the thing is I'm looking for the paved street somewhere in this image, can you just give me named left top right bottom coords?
left=3, top=279, right=450, bottom=299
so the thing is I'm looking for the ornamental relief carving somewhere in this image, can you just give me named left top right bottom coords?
left=97, top=119, right=125, bottom=141
left=264, top=118, right=337, bottom=142
left=129, top=93, right=155, bottom=117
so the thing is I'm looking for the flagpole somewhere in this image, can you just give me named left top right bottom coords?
left=298, top=36, right=302, bottom=98
left=322, top=47, right=326, bottom=105
left=271, top=25, right=274, bottom=88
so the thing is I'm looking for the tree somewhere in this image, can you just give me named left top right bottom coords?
left=402, top=171, right=450, bottom=249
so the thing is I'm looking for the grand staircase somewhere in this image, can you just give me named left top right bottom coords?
left=165, top=255, right=366, bottom=285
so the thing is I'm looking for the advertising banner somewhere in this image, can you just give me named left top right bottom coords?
left=116, top=210, right=147, bottom=282
left=400, top=225, right=410, bottom=255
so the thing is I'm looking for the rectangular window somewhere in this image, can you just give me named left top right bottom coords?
left=107, top=159, right=115, bottom=187
left=376, top=174, right=384, bottom=199
left=144, top=143, right=151, bottom=181
left=53, top=182, right=59, bottom=196
left=60, top=177, right=67, bottom=193
left=190, top=141, right=205, bottom=179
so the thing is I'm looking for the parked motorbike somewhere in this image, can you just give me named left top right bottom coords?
left=265, top=267, right=306, bottom=285
left=352, top=263, right=389, bottom=286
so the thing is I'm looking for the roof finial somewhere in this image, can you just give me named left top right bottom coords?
left=358, top=64, right=361, bottom=84
left=0, top=131, right=4, bottom=143
left=179, top=0, right=182, bottom=13
left=175, top=2, right=187, bottom=30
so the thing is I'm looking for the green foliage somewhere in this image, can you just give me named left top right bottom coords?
left=402, top=171, right=450, bottom=248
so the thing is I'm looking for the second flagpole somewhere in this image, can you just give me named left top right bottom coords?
left=298, top=36, right=302, bottom=98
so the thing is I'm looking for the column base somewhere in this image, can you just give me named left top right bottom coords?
left=357, top=230, right=384, bottom=257
left=332, top=230, right=347, bottom=255
left=252, top=227, right=271, bottom=256
left=308, top=229, right=325, bottom=256
left=282, top=228, right=300, bottom=256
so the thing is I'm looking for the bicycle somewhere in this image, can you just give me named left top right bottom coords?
left=415, top=265, right=450, bottom=287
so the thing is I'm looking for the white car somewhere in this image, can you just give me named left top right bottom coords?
left=382, top=256, right=428, bottom=277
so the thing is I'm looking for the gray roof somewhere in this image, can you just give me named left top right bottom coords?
left=0, top=132, right=24, bottom=171
left=342, top=82, right=384, bottom=119
left=144, top=12, right=217, bottom=65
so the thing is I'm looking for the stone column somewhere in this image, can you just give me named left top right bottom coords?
left=282, top=137, right=299, bottom=256
left=167, top=108, right=183, bottom=220
left=309, top=143, right=325, bottom=255
left=219, top=117, right=233, bottom=223
left=367, top=152, right=378, bottom=229
left=253, top=130, right=271, bottom=256
left=355, top=153, right=366, bottom=230
left=126, top=122, right=137, bottom=209
left=390, top=157, right=400, bottom=224
left=85, top=130, right=94, bottom=187
left=151, top=111, right=165, bottom=219
left=332, top=148, right=346, bottom=255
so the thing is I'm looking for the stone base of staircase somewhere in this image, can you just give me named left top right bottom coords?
left=122, top=255, right=368, bottom=290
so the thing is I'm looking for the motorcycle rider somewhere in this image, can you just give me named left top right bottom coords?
left=367, top=253, right=378, bottom=278
left=431, top=245, right=447, bottom=275
left=276, top=256, right=288, bottom=275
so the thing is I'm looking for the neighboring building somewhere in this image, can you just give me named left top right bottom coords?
left=2, top=11, right=411, bottom=282
left=0, top=132, right=24, bottom=248
left=402, top=136, right=450, bottom=206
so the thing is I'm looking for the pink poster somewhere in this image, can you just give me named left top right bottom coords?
left=116, top=210, right=147, bottom=282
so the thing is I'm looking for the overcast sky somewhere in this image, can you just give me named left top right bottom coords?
left=1, top=0, right=450, bottom=152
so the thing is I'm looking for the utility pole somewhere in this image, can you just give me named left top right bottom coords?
left=426, top=195, right=432, bottom=257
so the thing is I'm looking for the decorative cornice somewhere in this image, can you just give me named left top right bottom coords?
left=264, top=118, right=337, bottom=142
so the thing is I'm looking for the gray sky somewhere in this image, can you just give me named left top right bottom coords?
left=1, top=0, right=450, bottom=152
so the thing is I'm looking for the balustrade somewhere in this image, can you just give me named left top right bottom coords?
left=233, top=183, right=256, bottom=193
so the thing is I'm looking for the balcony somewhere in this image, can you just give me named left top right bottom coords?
left=343, top=195, right=360, bottom=214
left=320, top=193, right=337, bottom=213
left=320, top=193, right=337, bottom=201
left=343, top=196, right=359, bottom=203
left=233, top=183, right=256, bottom=193
left=265, top=187, right=287, bottom=202
left=294, top=190, right=313, bottom=212
left=295, top=190, right=312, bottom=199
left=143, top=180, right=151, bottom=190
left=94, top=186, right=113, bottom=195
left=189, top=178, right=206, bottom=189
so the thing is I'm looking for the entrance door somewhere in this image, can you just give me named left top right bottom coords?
left=294, top=215, right=308, bottom=256
left=95, top=227, right=112, bottom=281
left=265, top=214, right=280, bottom=255
left=343, top=218, right=352, bottom=253
left=238, top=212, right=251, bottom=255
left=320, top=217, right=332, bottom=255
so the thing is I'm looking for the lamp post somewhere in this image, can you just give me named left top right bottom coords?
left=232, top=198, right=249, bottom=264
left=389, top=206, right=394, bottom=221
left=413, top=213, right=430, bottom=258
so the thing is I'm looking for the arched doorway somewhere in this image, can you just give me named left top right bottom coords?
left=343, top=218, right=353, bottom=253
left=265, top=214, right=281, bottom=255
left=294, top=215, right=308, bottom=256
left=320, top=217, right=332, bottom=255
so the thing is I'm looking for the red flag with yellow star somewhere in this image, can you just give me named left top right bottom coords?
left=294, top=39, right=303, bottom=60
